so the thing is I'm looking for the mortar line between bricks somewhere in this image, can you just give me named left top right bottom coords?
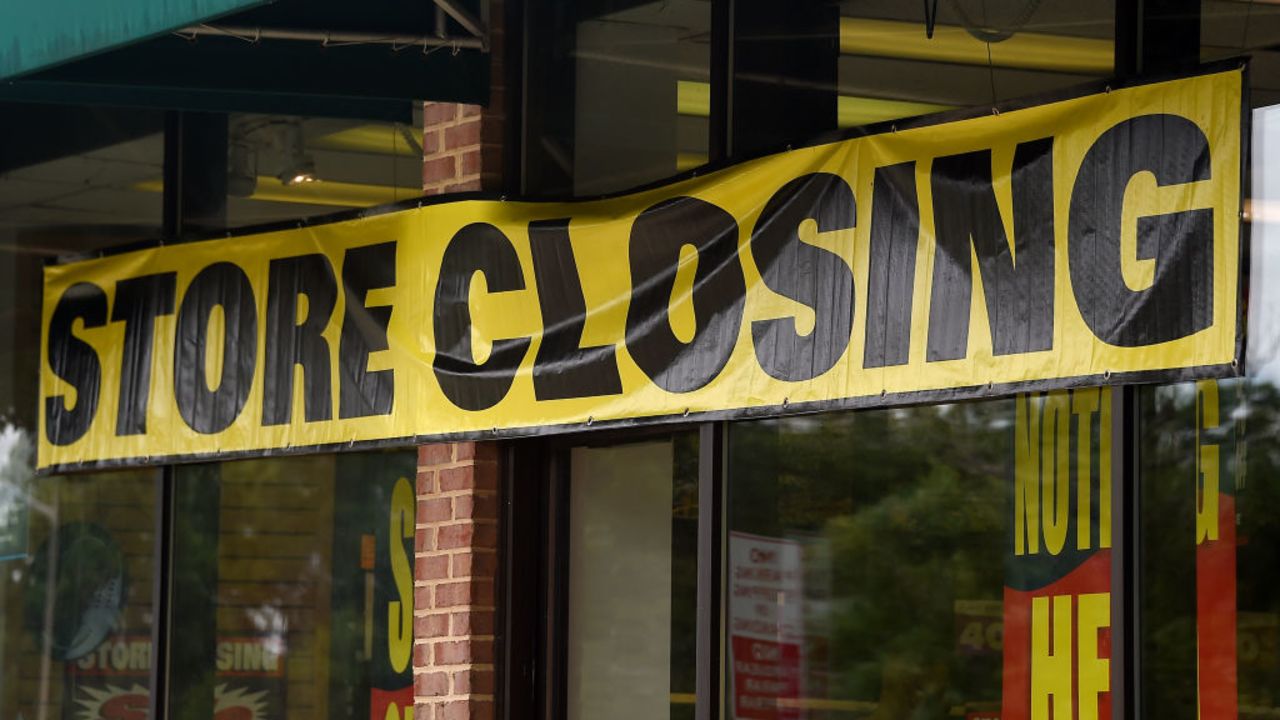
left=419, top=635, right=498, bottom=644
left=420, top=599, right=499, bottom=609
left=417, top=458, right=500, bottom=471
left=413, top=602, right=496, bottom=611
left=414, top=489, right=499, bottom=500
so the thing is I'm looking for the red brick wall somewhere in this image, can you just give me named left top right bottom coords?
left=414, top=442, right=501, bottom=720
left=421, top=103, right=485, bottom=194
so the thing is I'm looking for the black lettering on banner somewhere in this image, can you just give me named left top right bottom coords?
left=864, top=161, right=920, bottom=368
left=626, top=197, right=746, bottom=393
left=927, top=138, right=1056, bottom=361
left=174, top=263, right=257, bottom=434
left=339, top=242, right=397, bottom=418
left=750, top=173, right=856, bottom=381
left=528, top=219, right=623, bottom=400
left=45, top=282, right=108, bottom=445
left=433, top=223, right=531, bottom=411
left=263, top=254, right=338, bottom=425
left=1069, top=114, right=1214, bottom=346
left=112, top=273, right=176, bottom=436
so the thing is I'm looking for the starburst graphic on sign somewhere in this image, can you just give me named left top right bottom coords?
left=214, top=684, right=270, bottom=720
left=75, top=684, right=149, bottom=720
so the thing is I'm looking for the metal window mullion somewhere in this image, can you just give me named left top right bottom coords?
left=696, top=422, right=726, bottom=720
left=1110, top=385, right=1139, bottom=720
left=148, top=466, right=175, bottom=720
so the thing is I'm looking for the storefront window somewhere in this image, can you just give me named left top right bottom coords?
left=836, top=0, right=1114, bottom=127
left=167, top=452, right=418, bottom=720
left=221, top=114, right=424, bottom=227
left=1136, top=100, right=1280, bottom=717
left=566, top=434, right=698, bottom=720
left=528, top=0, right=711, bottom=195
left=1202, top=0, right=1280, bottom=108
left=1, top=470, right=161, bottom=720
left=727, top=395, right=1114, bottom=719
left=0, top=103, right=166, bottom=720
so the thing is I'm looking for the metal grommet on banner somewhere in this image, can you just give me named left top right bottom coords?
left=1232, top=358, right=1240, bottom=369
left=782, top=398, right=789, bottom=407
left=1104, top=370, right=1112, bottom=380
left=587, top=416, right=594, bottom=426
left=683, top=408, right=690, bottom=417
left=1105, top=85, right=1112, bottom=94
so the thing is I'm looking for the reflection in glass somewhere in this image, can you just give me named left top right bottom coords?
left=0, top=471, right=160, bottom=720
left=1136, top=102, right=1280, bottom=718
left=835, top=0, right=1113, bottom=126
left=170, top=452, right=418, bottom=720
left=727, top=395, right=1114, bottom=719
left=1202, top=0, right=1280, bottom=108
left=544, top=0, right=710, bottom=194
left=223, top=115, right=424, bottom=227
left=0, top=104, right=167, bottom=720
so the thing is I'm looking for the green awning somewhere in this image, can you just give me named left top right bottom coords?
left=0, top=0, right=266, bottom=79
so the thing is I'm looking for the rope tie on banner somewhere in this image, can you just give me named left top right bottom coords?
left=923, top=0, right=940, bottom=38
left=980, top=0, right=997, bottom=112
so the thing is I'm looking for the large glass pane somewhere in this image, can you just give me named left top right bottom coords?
left=530, top=0, right=711, bottom=195
left=0, top=471, right=160, bottom=720
left=0, top=102, right=165, bottom=720
left=1202, top=0, right=1280, bottom=108
left=223, top=114, right=424, bottom=227
left=169, top=452, right=417, bottom=720
left=836, top=0, right=1114, bottom=128
left=566, top=434, right=698, bottom=720
left=1136, top=101, right=1280, bottom=717
left=728, top=396, right=1115, bottom=719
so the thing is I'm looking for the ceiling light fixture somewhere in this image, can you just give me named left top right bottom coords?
left=277, top=121, right=319, bottom=186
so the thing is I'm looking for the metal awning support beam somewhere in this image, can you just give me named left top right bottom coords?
left=431, top=0, right=488, bottom=43
left=173, top=24, right=486, bottom=50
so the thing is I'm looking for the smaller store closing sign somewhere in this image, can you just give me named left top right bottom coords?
left=39, top=67, right=1244, bottom=471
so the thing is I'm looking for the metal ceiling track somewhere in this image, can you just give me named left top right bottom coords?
left=176, top=0, right=490, bottom=52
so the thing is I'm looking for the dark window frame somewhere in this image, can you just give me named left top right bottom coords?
left=502, top=2, right=1205, bottom=719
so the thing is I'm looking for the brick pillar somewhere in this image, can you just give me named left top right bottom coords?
left=415, top=4, right=507, bottom=717
left=414, top=443, right=500, bottom=720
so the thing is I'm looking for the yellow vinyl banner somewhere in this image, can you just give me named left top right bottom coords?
left=39, top=68, right=1244, bottom=471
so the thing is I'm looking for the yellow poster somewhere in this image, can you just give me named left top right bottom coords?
left=40, top=68, right=1244, bottom=471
